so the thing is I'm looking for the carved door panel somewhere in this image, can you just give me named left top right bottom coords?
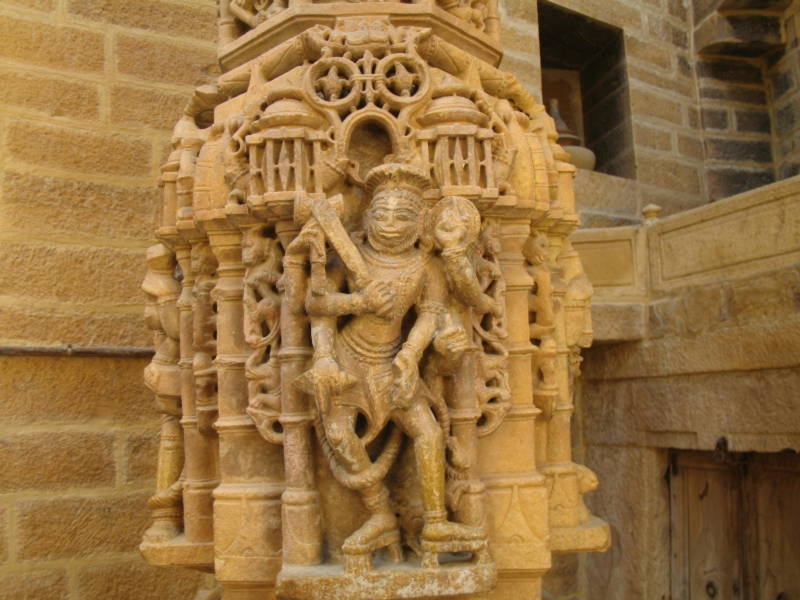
left=671, top=453, right=745, bottom=600
left=750, top=454, right=800, bottom=600
left=671, top=451, right=800, bottom=600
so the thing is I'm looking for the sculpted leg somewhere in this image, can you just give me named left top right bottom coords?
left=323, top=405, right=400, bottom=557
left=393, top=401, right=485, bottom=563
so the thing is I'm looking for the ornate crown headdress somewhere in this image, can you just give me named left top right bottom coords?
left=365, top=163, right=432, bottom=199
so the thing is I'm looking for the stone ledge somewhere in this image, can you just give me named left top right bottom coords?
left=695, top=12, right=783, bottom=57
left=218, top=3, right=503, bottom=72
left=550, top=516, right=611, bottom=554
left=276, top=555, right=497, bottom=600
left=591, top=303, right=646, bottom=343
left=649, top=174, right=800, bottom=291
left=139, top=535, right=215, bottom=570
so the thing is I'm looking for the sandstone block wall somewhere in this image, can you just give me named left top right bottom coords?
left=569, top=175, right=800, bottom=599
left=505, top=0, right=800, bottom=231
left=0, top=0, right=218, bottom=596
left=502, top=0, right=707, bottom=227
left=771, top=2, right=800, bottom=180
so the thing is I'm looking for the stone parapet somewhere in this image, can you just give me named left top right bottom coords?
left=572, top=174, right=800, bottom=600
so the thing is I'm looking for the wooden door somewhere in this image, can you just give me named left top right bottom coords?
left=750, top=454, right=800, bottom=600
left=671, top=453, right=745, bottom=599
left=671, top=451, right=800, bottom=600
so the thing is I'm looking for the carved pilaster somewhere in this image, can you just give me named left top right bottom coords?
left=208, top=226, right=285, bottom=591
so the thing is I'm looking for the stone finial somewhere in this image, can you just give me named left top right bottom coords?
left=643, top=203, right=663, bottom=225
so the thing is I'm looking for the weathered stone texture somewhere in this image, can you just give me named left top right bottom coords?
left=0, top=432, right=116, bottom=493
left=115, top=34, right=219, bottom=87
left=65, top=0, right=218, bottom=41
left=634, top=122, right=673, bottom=152
left=3, top=0, right=56, bottom=11
left=76, top=560, right=209, bottom=600
left=16, top=492, right=152, bottom=560
left=631, top=87, right=683, bottom=125
left=543, top=553, right=580, bottom=598
left=0, top=305, right=150, bottom=347
left=0, top=356, right=155, bottom=425
left=0, top=16, right=105, bottom=74
left=583, top=446, right=670, bottom=600
left=637, top=152, right=703, bottom=199
left=0, top=67, right=101, bottom=121
left=0, top=570, right=70, bottom=600
left=0, top=1, right=210, bottom=598
left=591, top=303, right=646, bottom=342
left=123, top=431, right=160, bottom=485
left=0, top=242, right=146, bottom=305
left=1, top=172, right=160, bottom=240
left=109, top=84, right=191, bottom=130
left=0, top=507, right=8, bottom=565
left=583, top=365, right=800, bottom=449
left=6, top=120, right=154, bottom=178
left=573, top=169, right=639, bottom=216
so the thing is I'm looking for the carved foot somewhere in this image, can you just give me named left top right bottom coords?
left=342, top=513, right=399, bottom=554
left=420, top=521, right=487, bottom=569
left=342, top=513, right=401, bottom=574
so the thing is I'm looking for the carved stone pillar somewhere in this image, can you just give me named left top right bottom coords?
left=207, top=224, right=284, bottom=595
left=278, top=219, right=323, bottom=567
left=141, top=4, right=611, bottom=598
left=480, top=219, right=549, bottom=599
left=176, top=236, right=221, bottom=545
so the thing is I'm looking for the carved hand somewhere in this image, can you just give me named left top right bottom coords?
left=286, top=219, right=325, bottom=259
left=252, top=10, right=268, bottom=27
left=392, top=347, right=420, bottom=411
left=490, top=298, right=504, bottom=319
left=358, top=279, right=395, bottom=318
left=310, top=357, right=345, bottom=415
left=433, top=317, right=470, bottom=362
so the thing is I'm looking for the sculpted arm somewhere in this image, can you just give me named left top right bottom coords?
left=304, top=258, right=354, bottom=318
left=305, top=260, right=395, bottom=319
left=393, top=263, right=464, bottom=409
left=229, top=0, right=265, bottom=29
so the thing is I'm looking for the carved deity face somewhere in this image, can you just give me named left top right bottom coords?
left=191, top=244, right=217, bottom=277
left=523, top=234, right=549, bottom=266
left=365, top=190, right=422, bottom=255
left=434, top=201, right=475, bottom=251
left=242, top=228, right=266, bottom=268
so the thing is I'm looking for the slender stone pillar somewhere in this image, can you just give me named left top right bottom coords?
left=450, top=345, right=487, bottom=530
left=208, top=225, right=285, bottom=597
left=277, top=220, right=324, bottom=567
left=480, top=219, right=548, bottom=600
left=174, top=238, right=221, bottom=544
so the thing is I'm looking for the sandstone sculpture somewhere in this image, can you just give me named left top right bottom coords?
left=141, top=2, right=609, bottom=597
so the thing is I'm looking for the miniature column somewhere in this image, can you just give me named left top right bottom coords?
left=208, top=224, right=285, bottom=595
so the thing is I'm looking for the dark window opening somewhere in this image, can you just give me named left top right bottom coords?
left=538, top=1, right=636, bottom=179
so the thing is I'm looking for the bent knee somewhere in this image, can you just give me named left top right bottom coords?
left=326, top=422, right=346, bottom=445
